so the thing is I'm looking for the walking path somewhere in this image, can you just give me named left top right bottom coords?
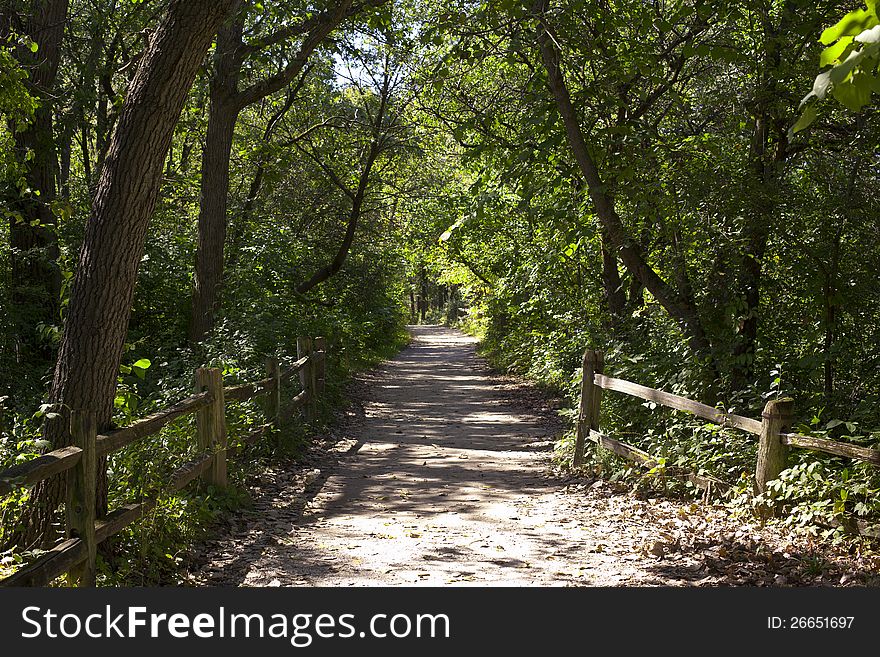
left=184, top=326, right=876, bottom=587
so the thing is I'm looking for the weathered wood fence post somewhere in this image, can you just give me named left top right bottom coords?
left=754, top=397, right=794, bottom=516
left=264, top=356, right=281, bottom=426
left=67, top=410, right=97, bottom=587
left=314, top=337, right=326, bottom=398
left=195, top=367, right=227, bottom=488
left=297, top=336, right=314, bottom=423
left=574, top=349, right=604, bottom=467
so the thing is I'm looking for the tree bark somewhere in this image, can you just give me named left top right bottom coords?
left=11, top=0, right=237, bottom=549
left=600, top=227, right=626, bottom=326
left=188, top=13, right=244, bottom=344
left=822, top=154, right=860, bottom=403
left=189, top=96, right=240, bottom=344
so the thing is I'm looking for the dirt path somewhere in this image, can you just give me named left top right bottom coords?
left=184, top=326, right=878, bottom=587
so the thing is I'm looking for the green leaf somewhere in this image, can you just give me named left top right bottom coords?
left=820, top=37, right=853, bottom=67
left=855, top=23, right=880, bottom=43
left=806, top=70, right=833, bottom=102
left=790, top=104, right=817, bottom=135
left=132, top=358, right=152, bottom=370
left=820, top=8, right=877, bottom=46
left=831, top=74, right=873, bottom=111
left=439, top=219, right=463, bottom=242
left=828, top=48, right=868, bottom=85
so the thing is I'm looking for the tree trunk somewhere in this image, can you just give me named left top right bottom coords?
left=79, top=122, right=91, bottom=187
left=822, top=155, right=859, bottom=403
left=188, top=0, right=358, bottom=343
left=188, top=14, right=243, bottom=344
left=730, top=0, right=795, bottom=387
left=294, top=168, right=373, bottom=295
left=600, top=227, right=626, bottom=327
left=822, top=272, right=837, bottom=402
left=189, top=98, right=239, bottom=343
left=535, top=1, right=713, bottom=365
left=10, top=0, right=237, bottom=549
left=58, top=123, right=71, bottom=197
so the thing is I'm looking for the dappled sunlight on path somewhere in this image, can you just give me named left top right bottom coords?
left=240, top=325, right=590, bottom=585
left=185, top=326, right=872, bottom=588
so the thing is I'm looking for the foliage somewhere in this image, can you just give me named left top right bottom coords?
left=795, top=0, right=880, bottom=132
left=0, top=34, right=36, bottom=185
left=0, top=0, right=412, bottom=582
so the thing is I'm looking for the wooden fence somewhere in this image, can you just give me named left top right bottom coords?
left=0, top=336, right=327, bottom=587
left=574, top=349, right=880, bottom=509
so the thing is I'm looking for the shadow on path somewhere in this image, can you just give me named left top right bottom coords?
left=184, top=326, right=869, bottom=587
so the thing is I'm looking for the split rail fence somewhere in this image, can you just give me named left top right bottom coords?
left=0, top=336, right=327, bottom=587
left=574, top=349, right=880, bottom=509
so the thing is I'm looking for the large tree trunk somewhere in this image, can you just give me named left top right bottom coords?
left=10, top=0, right=237, bottom=549
left=189, top=98, right=239, bottom=343
left=600, top=227, right=626, bottom=327
left=731, top=110, right=782, bottom=386
left=188, top=16, right=243, bottom=344
left=3, top=0, right=68, bottom=357
left=187, top=0, right=358, bottom=343
left=535, top=1, right=713, bottom=365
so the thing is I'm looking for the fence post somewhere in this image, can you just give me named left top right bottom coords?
left=574, top=349, right=604, bottom=467
left=754, top=397, right=794, bottom=516
left=314, top=336, right=326, bottom=398
left=195, top=367, right=227, bottom=488
left=297, top=336, right=314, bottom=423
left=67, top=410, right=97, bottom=587
left=264, top=357, right=281, bottom=426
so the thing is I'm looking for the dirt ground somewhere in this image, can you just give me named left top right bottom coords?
left=181, top=326, right=880, bottom=587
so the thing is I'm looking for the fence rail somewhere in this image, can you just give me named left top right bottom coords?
left=592, top=373, right=762, bottom=435
left=0, top=446, right=83, bottom=497
left=0, top=336, right=327, bottom=587
left=575, top=349, right=880, bottom=511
